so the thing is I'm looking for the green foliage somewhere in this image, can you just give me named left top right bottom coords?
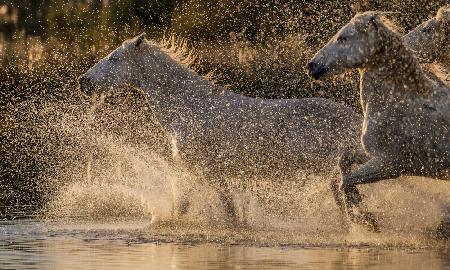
left=2, top=0, right=446, bottom=42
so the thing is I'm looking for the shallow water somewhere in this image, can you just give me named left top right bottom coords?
left=0, top=220, right=449, bottom=270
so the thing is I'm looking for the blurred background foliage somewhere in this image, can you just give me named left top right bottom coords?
left=1, top=0, right=445, bottom=42
left=0, top=0, right=446, bottom=103
left=0, top=0, right=447, bottom=215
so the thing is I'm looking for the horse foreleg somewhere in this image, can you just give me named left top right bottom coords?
left=211, top=177, right=238, bottom=227
left=339, top=147, right=370, bottom=175
left=342, top=157, right=401, bottom=232
left=344, top=157, right=401, bottom=187
left=333, top=148, right=370, bottom=216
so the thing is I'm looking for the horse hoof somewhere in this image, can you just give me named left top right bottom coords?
left=350, top=211, right=380, bottom=233
left=342, top=184, right=363, bottom=206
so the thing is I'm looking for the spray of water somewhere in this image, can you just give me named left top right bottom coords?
left=34, top=92, right=448, bottom=247
left=1, top=30, right=448, bottom=249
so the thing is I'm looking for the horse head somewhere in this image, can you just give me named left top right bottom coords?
left=306, top=12, right=401, bottom=80
left=403, top=5, right=450, bottom=63
left=79, top=33, right=148, bottom=96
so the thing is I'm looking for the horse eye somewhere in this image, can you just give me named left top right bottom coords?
left=337, top=36, right=348, bottom=43
left=421, top=27, right=432, bottom=33
left=108, top=56, right=119, bottom=62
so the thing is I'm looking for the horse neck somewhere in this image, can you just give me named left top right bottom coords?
left=362, top=35, right=433, bottom=102
left=440, top=48, right=450, bottom=67
left=134, top=47, right=229, bottom=131
left=438, top=22, right=450, bottom=64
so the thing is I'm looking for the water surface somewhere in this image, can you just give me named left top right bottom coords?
left=1, top=220, right=448, bottom=270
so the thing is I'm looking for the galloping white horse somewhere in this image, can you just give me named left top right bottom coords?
left=307, top=12, right=449, bottom=231
left=79, top=34, right=363, bottom=225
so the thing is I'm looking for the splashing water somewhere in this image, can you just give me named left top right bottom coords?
left=35, top=94, right=449, bottom=248
left=0, top=65, right=445, bottom=250
left=0, top=35, right=447, bottom=249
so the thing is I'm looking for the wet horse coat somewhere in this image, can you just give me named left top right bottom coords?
left=308, top=12, right=449, bottom=231
left=79, top=34, right=363, bottom=225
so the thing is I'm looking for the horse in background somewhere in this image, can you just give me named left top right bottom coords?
left=403, top=5, right=450, bottom=68
left=403, top=5, right=450, bottom=86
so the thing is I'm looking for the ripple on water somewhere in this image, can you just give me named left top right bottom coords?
left=0, top=220, right=449, bottom=270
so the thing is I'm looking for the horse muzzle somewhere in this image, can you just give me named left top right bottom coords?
left=78, top=76, right=96, bottom=96
left=306, top=62, right=329, bottom=80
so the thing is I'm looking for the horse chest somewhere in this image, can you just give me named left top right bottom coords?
left=361, top=109, right=406, bottom=156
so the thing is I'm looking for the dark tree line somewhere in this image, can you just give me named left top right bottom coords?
left=1, top=0, right=446, bottom=43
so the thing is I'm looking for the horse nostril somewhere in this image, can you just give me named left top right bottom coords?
left=306, top=62, right=327, bottom=80
left=306, top=62, right=316, bottom=72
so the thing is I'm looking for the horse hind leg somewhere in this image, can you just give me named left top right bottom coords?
left=342, top=157, right=402, bottom=232
left=435, top=205, right=450, bottom=240
left=173, top=191, right=191, bottom=217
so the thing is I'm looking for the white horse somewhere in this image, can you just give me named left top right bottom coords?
left=403, top=5, right=450, bottom=68
left=307, top=12, right=449, bottom=231
left=79, top=34, right=363, bottom=226
left=403, top=5, right=450, bottom=86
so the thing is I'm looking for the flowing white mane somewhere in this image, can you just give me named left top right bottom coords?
left=159, top=34, right=199, bottom=68
left=156, top=34, right=225, bottom=86
left=437, top=4, right=450, bottom=21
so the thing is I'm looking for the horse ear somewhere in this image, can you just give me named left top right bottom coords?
left=134, top=32, right=146, bottom=48
left=367, top=16, right=379, bottom=31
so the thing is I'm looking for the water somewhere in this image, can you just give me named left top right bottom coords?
left=1, top=220, right=449, bottom=270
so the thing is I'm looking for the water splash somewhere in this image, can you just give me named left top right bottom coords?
left=0, top=84, right=446, bottom=249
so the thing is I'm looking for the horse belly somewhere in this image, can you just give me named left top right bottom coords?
left=173, top=127, right=292, bottom=178
left=407, top=125, right=450, bottom=176
left=286, top=121, right=357, bottom=172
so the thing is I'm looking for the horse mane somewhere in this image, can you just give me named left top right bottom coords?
left=156, top=34, right=225, bottom=86
left=159, top=34, right=199, bottom=68
left=437, top=5, right=450, bottom=22
left=359, top=12, right=434, bottom=96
